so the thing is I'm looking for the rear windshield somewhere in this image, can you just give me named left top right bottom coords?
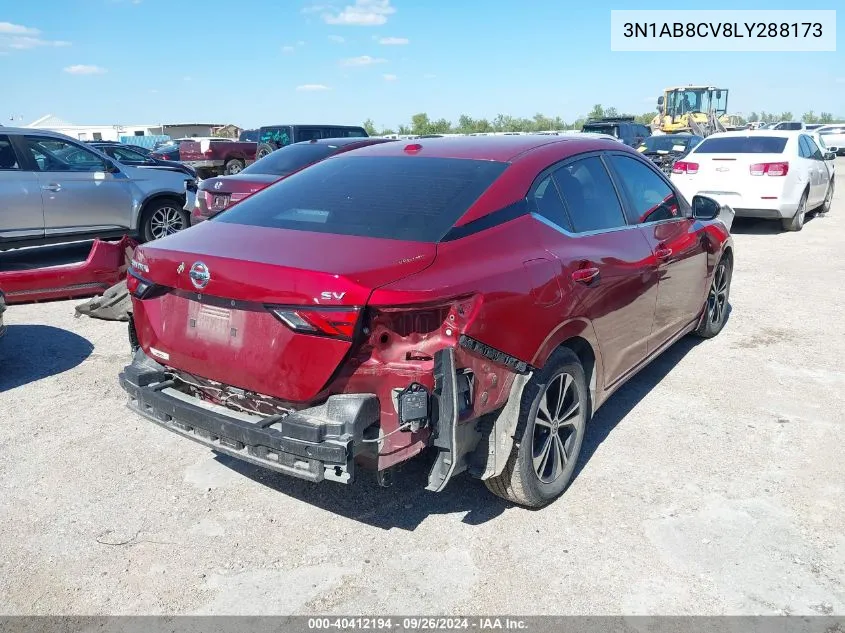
left=242, top=142, right=338, bottom=176
left=239, top=129, right=259, bottom=142
left=641, top=136, right=696, bottom=152
left=582, top=124, right=619, bottom=138
left=216, top=156, right=508, bottom=242
left=694, top=136, right=788, bottom=153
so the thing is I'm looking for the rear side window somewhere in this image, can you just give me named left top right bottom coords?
left=583, top=124, right=619, bottom=138
left=0, top=135, right=20, bottom=170
left=330, top=127, right=368, bottom=138
left=216, top=156, right=508, bottom=242
left=242, top=142, right=338, bottom=176
left=552, top=156, right=627, bottom=232
left=296, top=128, right=324, bottom=141
left=260, top=126, right=293, bottom=147
left=694, top=136, right=788, bottom=153
left=529, top=175, right=572, bottom=231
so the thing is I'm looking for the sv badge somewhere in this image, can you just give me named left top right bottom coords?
left=320, top=291, right=347, bottom=301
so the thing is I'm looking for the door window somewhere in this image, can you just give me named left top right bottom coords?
left=552, top=156, right=627, bottom=232
left=798, top=136, right=814, bottom=159
left=803, top=136, right=824, bottom=160
left=297, top=128, right=324, bottom=141
left=111, top=146, right=149, bottom=163
left=0, top=135, right=21, bottom=170
left=529, top=174, right=572, bottom=231
left=24, top=136, right=108, bottom=172
left=609, top=155, right=682, bottom=224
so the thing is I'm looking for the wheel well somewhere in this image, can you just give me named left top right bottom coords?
left=558, top=336, right=596, bottom=415
left=722, top=245, right=733, bottom=266
left=138, top=193, right=185, bottom=231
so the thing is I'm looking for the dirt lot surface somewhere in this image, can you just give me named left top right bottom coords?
left=1, top=161, right=843, bottom=616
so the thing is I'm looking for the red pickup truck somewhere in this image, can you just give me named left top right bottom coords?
left=178, top=138, right=257, bottom=177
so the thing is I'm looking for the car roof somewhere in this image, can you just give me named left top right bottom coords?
left=335, top=134, right=624, bottom=162
left=259, top=124, right=366, bottom=129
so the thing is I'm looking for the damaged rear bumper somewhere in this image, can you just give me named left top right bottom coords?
left=118, top=349, right=380, bottom=484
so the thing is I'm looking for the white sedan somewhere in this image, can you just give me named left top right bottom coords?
left=670, top=130, right=836, bottom=232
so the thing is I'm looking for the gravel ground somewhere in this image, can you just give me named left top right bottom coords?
left=1, top=162, right=843, bottom=616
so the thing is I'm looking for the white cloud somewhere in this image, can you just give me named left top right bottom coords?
left=0, top=22, right=39, bottom=35
left=0, top=23, right=72, bottom=50
left=6, top=36, right=71, bottom=49
left=377, top=36, right=408, bottom=45
left=296, top=84, right=331, bottom=91
left=282, top=45, right=295, bottom=53
left=297, top=40, right=306, bottom=46
left=383, top=73, right=397, bottom=81
left=340, top=54, right=387, bottom=66
left=64, top=64, right=107, bottom=75
left=328, top=35, right=345, bottom=43
left=322, top=0, right=395, bottom=26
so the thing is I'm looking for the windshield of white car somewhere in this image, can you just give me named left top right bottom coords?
left=693, top=136, right=788, bottom=153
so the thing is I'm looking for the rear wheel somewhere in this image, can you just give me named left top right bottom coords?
left=141, top=199, right=189, bottom=242
left=256, top=143, right=274, bottom=160
left=782, top=189, right=808, bottom=231
left=694, top=254, right=732, bottom=339
left=484, top=348, right=588, bottom=508
left=224, top=158, right=244, bottom=175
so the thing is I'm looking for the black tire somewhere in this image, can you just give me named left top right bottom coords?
left=256, top=143, right=274, bottom=160
left=224, top=158, right=245, bottom=175
left=816, top=179, right=834, bottom=215
left=484, top=348, right=588, bottom=508
left=140, top=198, right=190, bottom=242
left=782, top=189, right=808, bottom=232
left=694, top=253, right=732, bottom=339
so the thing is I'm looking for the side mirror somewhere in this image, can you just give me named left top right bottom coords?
left=692, top=195, right=721, bottom=221
left=824, top=151, right=836, bottom=161
left=657, top=96, right=664, bottom=106
left=827, top=146, right=839, bottom=153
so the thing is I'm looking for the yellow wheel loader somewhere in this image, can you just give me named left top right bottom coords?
left=651, top=86, right=738, bottom=137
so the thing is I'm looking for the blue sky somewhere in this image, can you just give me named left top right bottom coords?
left=1, top=0, right=842, bottom=130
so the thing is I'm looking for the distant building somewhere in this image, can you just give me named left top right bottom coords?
left=25, top=115, right=237, bottom=142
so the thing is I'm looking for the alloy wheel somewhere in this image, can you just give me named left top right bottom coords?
left=707, top=261, right=729, bottom=326
left=532, top=372, right=583, bottom=484
left=149, top=206, right=185, bottom=239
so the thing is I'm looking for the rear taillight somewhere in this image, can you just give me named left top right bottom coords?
left=127, top=270, right=155, bottom=299
left=749, top=161, right=789, bottom=176
left=270, top=307, right=361, bottom=339
left=672, top=161, right=699, bottom=174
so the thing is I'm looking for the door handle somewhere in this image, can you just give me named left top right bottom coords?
left=41, top=183, right=61, bottom=192
left=572, top=267, right=600, bottom=285
left=655, top=247, right=673, bottom=260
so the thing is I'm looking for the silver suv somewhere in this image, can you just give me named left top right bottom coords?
left=0, top=128, right=194, bottom=251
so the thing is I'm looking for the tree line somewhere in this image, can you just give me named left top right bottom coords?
left=363, top=104, right=842, bottom=136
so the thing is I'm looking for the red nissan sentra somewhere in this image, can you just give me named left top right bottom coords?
left=120, top=135, right=733, bottom=508
left=192, top=137, right=397, bottom=223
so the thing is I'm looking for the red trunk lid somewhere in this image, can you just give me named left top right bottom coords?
left=131, top=221, right=436, bottom=403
